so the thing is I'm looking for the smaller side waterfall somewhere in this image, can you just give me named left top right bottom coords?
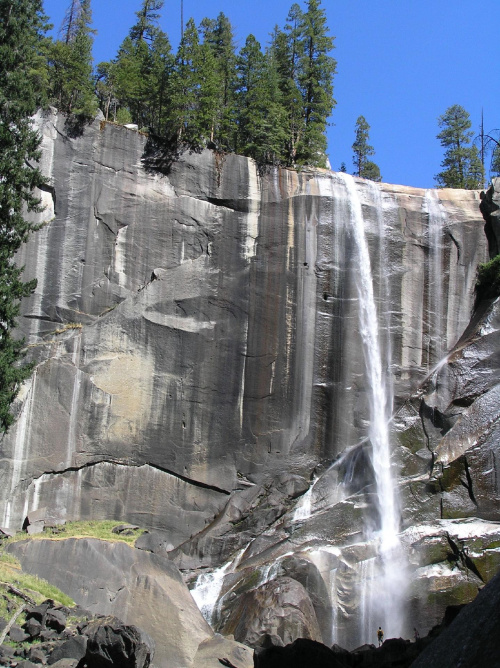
left=191, top=561, right=234, bottom=625
left=191, top=550, right=244, bottom=625
left=424, top=191, right=446, bottom=362
left=292, top=484, right=314, bottom=521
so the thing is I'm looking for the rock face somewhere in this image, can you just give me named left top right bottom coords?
left=0, top=110, right=497, bottom=651
left=8, top=537, right=211, bottom=668
left=410, top=569, right=500, bottom=668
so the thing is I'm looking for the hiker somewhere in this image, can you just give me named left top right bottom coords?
left=377, top=626, right=384, bottom=646
left=414, top=627, right=420, bottom=641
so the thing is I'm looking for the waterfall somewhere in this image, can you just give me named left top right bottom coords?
left=424, top=190, right=446, bottom=362
left=292, top=483, right=314, bottom=521
left=191, top=561, right=234, bottom=625
left=339, top=173, right=406, bottom=641
left=190, top=549, right=244, bottom=626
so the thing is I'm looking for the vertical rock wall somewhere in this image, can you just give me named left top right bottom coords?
left=0, top=110, right=486, bottom=543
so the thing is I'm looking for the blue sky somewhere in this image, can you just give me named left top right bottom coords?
left=43, top=0, right=500, bottom=189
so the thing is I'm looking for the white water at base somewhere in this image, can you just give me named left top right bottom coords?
left=339, top=173, right=407, bottom=641
left=191, top=561, right=233, bottom=625
left=191, top=550, right=244, bottom=625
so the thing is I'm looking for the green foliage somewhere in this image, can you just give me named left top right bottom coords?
left=295, top=0, right=336, bottom=167
left=491, top=142, right=500, bottom=177
left=0, top=0, right=49, bottom=431
left=0, top=557, right=74, bottom=608
left=61, top=519, right=144, bottom=542
left=89, top=1, right=336, bottom=167
left=116, top=107, right=133, bottom=124
left=200, top=12, right=238, bottom=152
left=166, top=18, right=219, bottom=148
left=476, top=254, right=500, bottom=302
left=352, top=115, right=381, bottom=181
left=46, top=0, right=97, bottom=117
left=435, top=105, right=484, bottom=189
left=110, top=0, right=173, bottom=133
left=236, top=35, right=287, bottom=164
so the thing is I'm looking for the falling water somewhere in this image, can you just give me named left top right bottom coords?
left=191, top=550, right=244, bottom=625
left=339, top=173, right=406, bottom=640
left=292, top=483, right=314, bottom=521
left=191, top=561, right=234, bottom=625
left=424, top=191, right=446, bottom=362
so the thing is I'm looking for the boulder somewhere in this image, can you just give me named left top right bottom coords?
left=82, top=616, right=152, bottom=668
left=47, top=636, right=87, bottom=665
left=8, top=538, right=212, bottom=668
left=191, top=634, right=253, bottom=668
left=254, top=638, right=343, bottom=668
left=221, top=577, right=322, bottom=647
left=411, top=570, right=500, bottom=668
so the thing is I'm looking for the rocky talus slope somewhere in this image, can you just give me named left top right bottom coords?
left=1, top=110, right=499, bottom=659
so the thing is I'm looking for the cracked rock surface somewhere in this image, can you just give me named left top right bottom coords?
left=0, top=112, right=498, bottom=652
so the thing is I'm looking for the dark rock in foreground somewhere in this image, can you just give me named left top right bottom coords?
left=410, top=569, right=500, bottom=668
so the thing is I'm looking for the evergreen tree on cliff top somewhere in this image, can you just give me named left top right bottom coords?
left=46, top=0, right=97, bottom=116
left=295, top=0, right=336, bottom=167
left=200, top=13, right=238, bottom=151
left=236, top=35, right=287, bottom=164
left=435, top=105, right=483, bottom=189
left=109, top=0, right=173, bottom=131
left=352, top=115, right=382, bottom=181
left=0, top=0, right=48, bottom=431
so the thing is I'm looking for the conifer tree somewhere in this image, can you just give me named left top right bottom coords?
left=129, top=0, right=163, bottom=42
left=236, top=36, right=286, bottom=164
left=272, top=6, right=305, bottom=165
left=0, top=0, right=48, bottom=431
left=435, top=105, right=483, bottom=189
left=492, top=144, right=500, bottom=177
left=47, top=0, right=97, bottom=116
left=167, top=18, right=219, bottom=147
left=59, top=0, right=82, bottom=43
left=295, top=0, right=336, bottom=167
left=352, top=115, right=382, bottom=181
left=112, top=0, right=172, bottom=131
left=200, top=13, right=237, bottom=151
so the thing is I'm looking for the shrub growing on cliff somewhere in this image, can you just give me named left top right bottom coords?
left=0, top=0, right=49, bottom=431
left=476, top=254, right=500, bottom=302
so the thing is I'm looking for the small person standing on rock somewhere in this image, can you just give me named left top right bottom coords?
left=377, top=626, right=384, bottom=646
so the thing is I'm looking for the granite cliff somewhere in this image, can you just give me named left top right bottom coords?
left=2, top=109, right=499, bottom=661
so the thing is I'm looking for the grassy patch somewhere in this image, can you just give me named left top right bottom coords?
left=55, top=520, right=144, bottom=544
left=476, top=254, right=500, bottom=301
left=0, top=559, right=74, bottom=616
left=5, top=520, right=145, bottom=546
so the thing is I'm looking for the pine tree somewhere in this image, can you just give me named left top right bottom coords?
left=95, top=60, right=117, bottom=121
left=129, top=0, right=163, bottom=42
left=0, top=0, right=49, bottom=431
left=236, top=35, right=287, bottom=164
left=295, top=0, right=336, bottom=167
left=272, top=6, right=305, bottom=165
left=492, top=144, right=500, bottom=177
left=352, top=116, right=382, bottom=181
left=112, top=0, right=172, bottom=131
left=47, top=0, right=97, bottom=116
left=59, top=0, right=82, bottom=43
left=435, top=105, right=484, bottom=189
left=200, top=12, right=237, bottom=151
